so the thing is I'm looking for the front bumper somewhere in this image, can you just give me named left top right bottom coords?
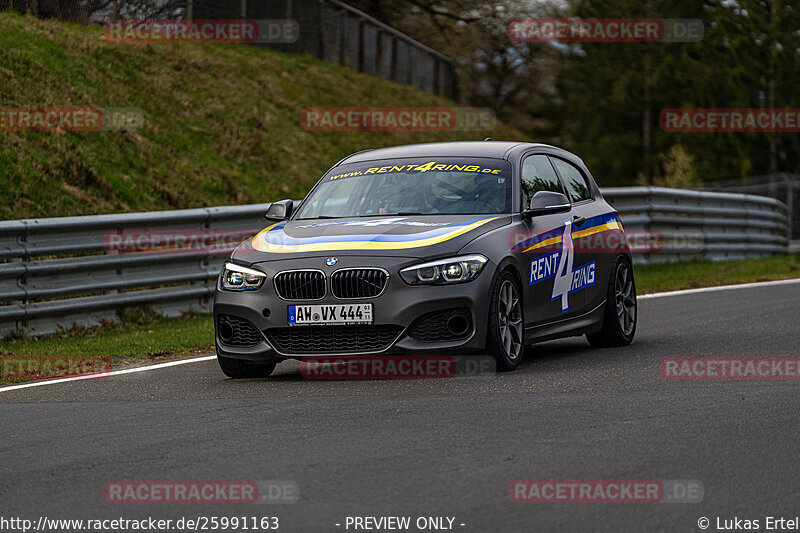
left=213, top=255, right=495, bottom=362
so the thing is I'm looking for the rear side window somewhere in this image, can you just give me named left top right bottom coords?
left=551, top=158, right=592, bottom=203
left=521, top=155, right=565, bottom=205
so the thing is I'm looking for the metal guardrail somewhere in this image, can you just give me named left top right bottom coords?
left=190, top=0, right=459, bottom=99
left=604, top=187, right=790, bottom=263
left=0, top=204, right=270, bottom=336
left=0, top=187, right=790, bottom=336
left=702, top=173, right=799, bottom=240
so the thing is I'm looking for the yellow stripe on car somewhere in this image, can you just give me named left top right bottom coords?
left=522, top=220, right=622, bottom=253
left=251, top=217, right=499, bottom=253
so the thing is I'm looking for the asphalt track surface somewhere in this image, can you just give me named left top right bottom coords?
left=1, top=281, right=799, bottom=532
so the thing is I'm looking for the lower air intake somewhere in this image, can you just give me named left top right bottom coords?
left=266, top=325, right=402, bottom=354
left=217, top=315, right=264, bottom=346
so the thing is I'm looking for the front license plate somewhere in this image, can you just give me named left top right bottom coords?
left=288, top=303, right=373, bottom=326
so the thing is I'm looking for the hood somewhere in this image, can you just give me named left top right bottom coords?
left=231, top=215, right=510, bottom=264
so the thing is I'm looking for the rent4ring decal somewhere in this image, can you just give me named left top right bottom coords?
left=328, top=161, right=503, bottom=181
left=530, top=220, right=596, bottom=312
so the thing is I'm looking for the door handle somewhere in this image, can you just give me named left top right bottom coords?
left=573, top=215, right=586, bottom=227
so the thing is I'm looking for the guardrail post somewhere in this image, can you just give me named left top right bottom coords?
left=779, top=173, right=793, bottom=240
left=339, top=5, right=347, bottom=66
left=376, top=28, right=383, bottom=78
left=196, top=208, right=213, bottom=314
left=390, top=36, right=397, bottom=82
left=433, top=57, right=440, bottom=97
left=8, top=221, right=28, bottom=334
left=8, top=256, right=24, bottom=307
left=357, top=19, right=365, bottom=72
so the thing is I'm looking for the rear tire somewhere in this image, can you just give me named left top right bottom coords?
left=217, top=354, right=276, bottom=379
left=487, top=270, right=525, bottom=372
left=586, top=256, right=636, bottom=348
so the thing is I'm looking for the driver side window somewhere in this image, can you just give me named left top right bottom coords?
left=301, top=177, right=361, bottom=218
left=521, top=155, right=566, bottom=208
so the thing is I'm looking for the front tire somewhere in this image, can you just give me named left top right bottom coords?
left=217, top=354, right=276, bottom=379
left=487, top=270, right=525, bottom=371
left=586, top=256, right=636, bottom=348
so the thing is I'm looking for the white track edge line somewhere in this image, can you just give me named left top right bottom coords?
left=638, top=277, right=800, bottom=299
left=0, top=355, right=216, bottom=392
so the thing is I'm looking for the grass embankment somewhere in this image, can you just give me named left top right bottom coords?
left=1, top=256, right=797, bottom=384
left=0, top=12, right=522, bottom=220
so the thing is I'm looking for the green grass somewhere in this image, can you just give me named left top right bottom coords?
left=0, top=310, right=212, bottom=383
left=2, top=255, right=798, bottom=384
left=0, top=12, right=524, bottom=220
left=634, top=254, right=800, bottom=294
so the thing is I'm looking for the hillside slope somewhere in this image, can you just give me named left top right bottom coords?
left=0, top=13, right=525, bottom=220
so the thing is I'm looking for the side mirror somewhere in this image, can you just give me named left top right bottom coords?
left=523, top=191, right=571, bottom=217
left=265, top=199, right=294, bottom=221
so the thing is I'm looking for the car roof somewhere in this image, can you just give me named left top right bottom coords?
left=336, top=141, right=561, bottom=166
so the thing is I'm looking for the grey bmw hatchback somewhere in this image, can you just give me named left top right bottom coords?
left=213, top=141, right=636, bottom=377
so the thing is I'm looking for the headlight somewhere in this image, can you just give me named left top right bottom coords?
left=399, top=255, right=488, bottom=285
left=220, top=262, right=266, bottom=291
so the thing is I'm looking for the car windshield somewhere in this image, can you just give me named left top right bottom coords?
left=295, top=157, right=512, bottom=219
